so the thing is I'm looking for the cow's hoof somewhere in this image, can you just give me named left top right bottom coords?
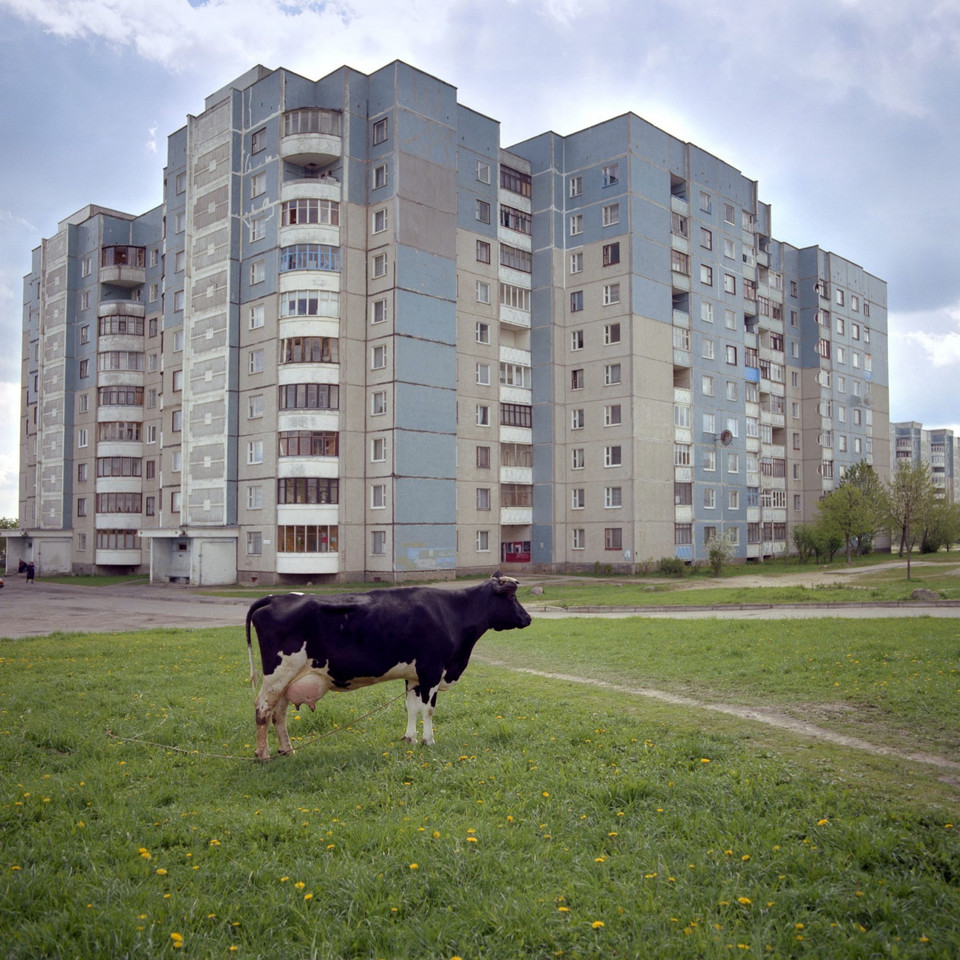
left=421, top=738, right=435, bottom=747
left=278, top=748, right=294, bottom=756
left=401, top=735, right=416, bottom=744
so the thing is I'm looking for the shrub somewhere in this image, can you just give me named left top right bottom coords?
left=656, top=556, right=686, bottom=576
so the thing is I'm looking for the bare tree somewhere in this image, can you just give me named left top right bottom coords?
left=885, top=461, right=934, bottom=580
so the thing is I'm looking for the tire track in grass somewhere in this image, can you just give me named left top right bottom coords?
left=475, top=657, right=960, bottom=774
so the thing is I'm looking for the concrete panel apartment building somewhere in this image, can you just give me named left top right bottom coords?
left=14, top=61, right=889, bottom=585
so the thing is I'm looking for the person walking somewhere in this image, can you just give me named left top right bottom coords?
left=25, top=561, right=35, bottom=584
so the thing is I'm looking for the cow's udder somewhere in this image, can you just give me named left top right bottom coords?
left=285, top=675, right=329, bottom=710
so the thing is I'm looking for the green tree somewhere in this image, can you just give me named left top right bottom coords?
left=0, top=517, right=18, bottom=570
left=705, top=529, right=736, bottom=576
left=885, top=461, right=934, bottom=580
left=921, top=500, right=960, bottom=553
left=817, top=461, right=887, bottom=565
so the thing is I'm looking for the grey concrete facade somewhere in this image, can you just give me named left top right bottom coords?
left=16, top=61, right=888, bottom=584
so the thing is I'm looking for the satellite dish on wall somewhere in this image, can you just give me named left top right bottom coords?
left=719, top=430, right=734, bottom=446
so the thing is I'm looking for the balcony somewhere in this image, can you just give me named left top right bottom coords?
left=100, top=246, right=145, bottom=288
left=280, top=108, right=342, bottom=167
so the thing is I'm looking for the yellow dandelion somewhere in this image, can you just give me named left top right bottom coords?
left=155, top=868, right=168, bottom=876
left=433, top=831, right=441, bottom=838
left=409, top=863, right=419, bottom=870
left=595, top=856, right=606, bottom=863
left=558, top=906, right=571, bottom=912
left=466, top=837, right=478, bottom=843
left=737, top=897, right=751, bottom=906
left=304, top=893, right=313, bottom=901
left=294, top=881, right=305, bottom=889
left=592, top=920, right=604, bottom=929
left=280, top=876, right=289, bottom=882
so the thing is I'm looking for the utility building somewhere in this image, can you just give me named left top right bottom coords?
left=16, top=61, right=889, bottom=584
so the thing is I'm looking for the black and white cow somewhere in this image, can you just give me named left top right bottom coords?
left=245, top=572, right=531, bottom=759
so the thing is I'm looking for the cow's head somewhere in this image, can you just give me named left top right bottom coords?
left=488, top=571, right=532, bottom=631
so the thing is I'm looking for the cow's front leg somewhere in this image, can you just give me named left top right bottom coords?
left=403, top=681, right=420, bottom=743
left=420, top=688, right=438, bottom=746
left=272, top=696, right=294, bottom=755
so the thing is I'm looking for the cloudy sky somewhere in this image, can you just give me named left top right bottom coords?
left=1, top=0, right=959, bottom=520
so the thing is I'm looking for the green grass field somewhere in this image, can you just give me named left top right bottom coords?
left=2, top=618, right=959, bottom=958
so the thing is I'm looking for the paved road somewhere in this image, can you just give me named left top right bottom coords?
left=1, top=572, right=957, bottom=640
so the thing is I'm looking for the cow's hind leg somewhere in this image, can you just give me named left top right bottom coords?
left=254, top=690, right=275, bottom=761
left=272, top=696, right=294, bottom=755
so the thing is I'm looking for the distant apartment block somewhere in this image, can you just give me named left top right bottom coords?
left=14, top=61, right=889, bottom=584
left=891, top=421, right=959, bottom=501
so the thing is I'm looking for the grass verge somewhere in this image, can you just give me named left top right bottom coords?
left=1, top=622, right=958, bottom=959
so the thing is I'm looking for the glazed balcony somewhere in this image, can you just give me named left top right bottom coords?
left=280, top=108, right=342, bottom=168
left=100, top=246, right=145, bottom=287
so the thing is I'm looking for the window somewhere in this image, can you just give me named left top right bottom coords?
left=245, top=531, right=263, bottom=556
left=702, top=338, right=715, bottom=360
left=604, top=528, right=623, bottom=550
left=723, top=274, right=736, bottom=294
left=569, top=213, right=583, bottom=236
left=373, top=163, right=388, bottom=189
left=476, top=363, right=491, bottom=386
left=700, top=227, right=713, bottom=250
left=476, top=405, right=490, bottom=426
left=569, top=175, right=582, bottom=198
left=476, top=160, right=491, bottom=183
left=247, top=440, right=263, bottom=464
left=571, top=488, right=585, bottom=510
left=500, top=403, right=532, bottom=427
left=671, top=250, right=689, bottom=275
left=173, top=290, right=185, bottom=312
left=704, top=488, right=716, bottom=509
left=371, top=344, right=388, bottom=370
left=703, top=449, right=716, bottom=471
left=702, top=374, right=715, bottom=397
left=723, top=201, right=736, bottom=225
left=371, top=390, right=387, bottom=416
left=277, top=525, right=339, bottom=554
left=604, top=363, right=621, bottom=386
left=371, top=298, right=388, bottom=324
left=277, top=477, right=339, bottom=505
left=476, top=321, right=490, bottom=344
left=602, top=283, right=621, bottom=306
left=476, top=240, right=491, bottom=264
left=671, top=212, right=688, bottom=238
left=602, top=202, right=620, bottom=226
left=604, top=486, right=622, bottom=510
left=476, top=530, right=490, bottom=553
left=278, top=383, right=339, bottom=411
left=699, top=191, right=712, bottom=214
left=371, top=437, right=386, bottom=462
left=569, top=251, right=583, bottom=274
left=370, top=530, right=387, bottom=557
left=79, top=359, right=90, bottom=379
left=172, top=369, right=184, bottom=392
left=571, top=329, right=584, bottom=351
left=571, top=408, right=584, bottom=430
left=570, top=290, right=584, bottom=312
left=604, top=404, right=622, bottom=427
left=571, top=448, right=585, bottom=470
left=723, top=238, right=736, bottom=260
left=475, top=446, right=490, bottom=469
left=602, top=242, right=620, bottom=266
left=604, top=445, right=622, bottom=467
left=500, top=165, right=532, bottom=197
left=81, top=256, right=92, bottom=277
left=703, top=412, right=716, bottom=433
left=247, top=485, right=263, bottom=510
left=248, top=349, right=264, bottom=374
left=604, top=322, right=621, bottom=345
left=249, top=304, right=265, bottom=329
left=475, top=199, right=491, bottom=224
left=570, top=369, right=584, bottom=390
left=250, top=260, right=265, bottom=284
left=700, top=265, right=713, bottom=286
left=372, top=117, right=388, bottom=144
left=701, top=302, right=714, bottom=324
left=725, top=380, right=738, bottom=401
left=250, top=216, right=266, bottom=242
left=372, top=253, right=387, bottom=277
left=725, top=345, right=738, bottom=365
left=372, top=208, right=388, bottom=233
left=727, top=452, right=740, bottom=474
left=602, top=162, right=620, bottom=186
left=476, top=487, right=491, bottom=511
left=251, top=171, right=266, bottom=198
left=476, top=281, right=490, bottom=304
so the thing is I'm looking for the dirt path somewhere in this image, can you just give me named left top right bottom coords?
left=475, top=657, right=960, bottom=776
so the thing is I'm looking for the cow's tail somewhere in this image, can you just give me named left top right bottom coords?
left=246, top=595, right=274, bottom=695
